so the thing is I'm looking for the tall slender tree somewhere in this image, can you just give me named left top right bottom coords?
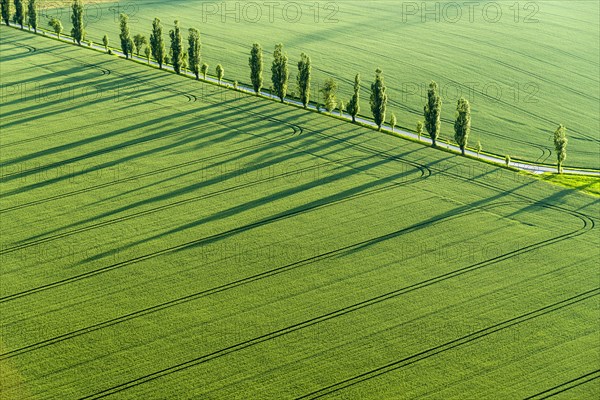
left=271, top=43, right=289, bottom=102
left=119, top=13, right=133, bottom=59
left=27, top=0, right=36, bottom=32
left=201, top=62, right=209, bottom=80
left=102, top=34, right=109, bottom=52
left=149, top=18, right=165, bottom=69
left=424, top=81, right=442, bottom=147
left=133, top=33, right=147, bottom=56
left=553, top=124, right=568, bottom=174
left=249, top=43, right=263, bottom=94
left=13, top=0, right=23, bottom=28
left=347, top=73, right=360, bottom=123
left=297, top=52, right=311, bottom=108
left=453, top=97, right=471, bottom=155
left=1, top=0, right=9, bottom=26
left=169, top=20, right=183, bottom=74
left=70, top=0, right=84, bottom=45
left=187, top=28, right=201, bottom=79
left=370, top=68, right=388, bottom=131
left=216, top=64, right=224, bottom=84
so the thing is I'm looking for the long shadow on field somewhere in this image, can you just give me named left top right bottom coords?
left=0, top=65, right=97, bottom=93
left=80, top=152, right=426, bottom=264
left=0, top=97, right=242, bottom=186
left=89, top=113, right=355, bottom=204
left=505, top=186, right=600, bottom=235
left=0, top=106, right=253, bottom=198
left=0, top=41, right=64, bottom=63
left=0, top=59, right=143, bottom=111
left=0, top=74, right=181, bottom=129
left=28, top=125, right=368, bottom=243
left=336, top=180, right=538, bottom=259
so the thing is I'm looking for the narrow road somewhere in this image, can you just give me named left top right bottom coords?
left=5, top=23, right=600, bottom=177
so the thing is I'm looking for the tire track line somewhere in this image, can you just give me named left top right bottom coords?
left=0, top=165, right=428, bottom=304
left=523, top=370, right=600, bottom=400
left=0, top=160, right=337, bottom=256
left=77, top=285, right=599, bottom=399
left=1, top=200, right=590, bottom=363
left=296, top=289, right=600, bottom=399
left=0, top=141, right=267, bottom=213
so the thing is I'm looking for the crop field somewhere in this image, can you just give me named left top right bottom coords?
left=1, top=24, right=599, bottom=399
left=41, top=0, right=600, bottom=169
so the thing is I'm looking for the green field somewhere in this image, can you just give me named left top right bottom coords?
left=40, top=0, right=600, bottom=169
left=1, top=25, right=599, bottom=398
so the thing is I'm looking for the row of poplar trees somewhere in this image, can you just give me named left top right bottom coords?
left=1, top=0, right=84, bottom=44
left=2, top=0, right=568, bottom=172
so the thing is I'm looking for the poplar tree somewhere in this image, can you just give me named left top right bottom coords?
left=119, top=13, right=133, bottom=59
left=216, top=64, right=224, bottom=84
left=347, top=73, right=360, bottom=123
left=271, top=43, right=289, bottom=102
left=553, top=124, right=568, bottom=174
left=149, top=18, right=165, bottom=69
left=201, top=62, right=209, bottom=80
left=27, top=0, right=36, bottom=32
left=297, top=52, right=311, bottom=108
left=370, top=68, right=388, bottom=131
left=13, top=0, right=23, bottom=28
left=424, top=81, right=442, bottom=147
left=1, top=0, right=9, bottom=26
left=169, top=20, right=183, bottom=74
left=188, top=28, right=201, bottom=79
left=102, top=34, right=109, bottom=52
left=249, top=43, right=263, bottom=94
left=70, top=0, right=84, bottom=45
left=453, top=97, right=471, bottom=155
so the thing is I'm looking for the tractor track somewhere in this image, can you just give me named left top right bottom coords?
left=0, top=141, right=267, bottom=214
left=0, top=200, right=592, bottom=369
left=74, top=260, right=597, bottom=399
left=296, top=289, right=600, bottom=399
left=523, top=369, right=600, bottom=400
left=0, top=156, right=429, bottom=304
left=1, top=24, right=598, bottom=397
left=0, top=157, right=352, bottom=257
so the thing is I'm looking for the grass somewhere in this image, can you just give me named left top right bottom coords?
left=42, top=0, right=600, bottom=170
left=1, top=24, right=600, bottom=399
left=538, top=173, right=600, bottom=197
